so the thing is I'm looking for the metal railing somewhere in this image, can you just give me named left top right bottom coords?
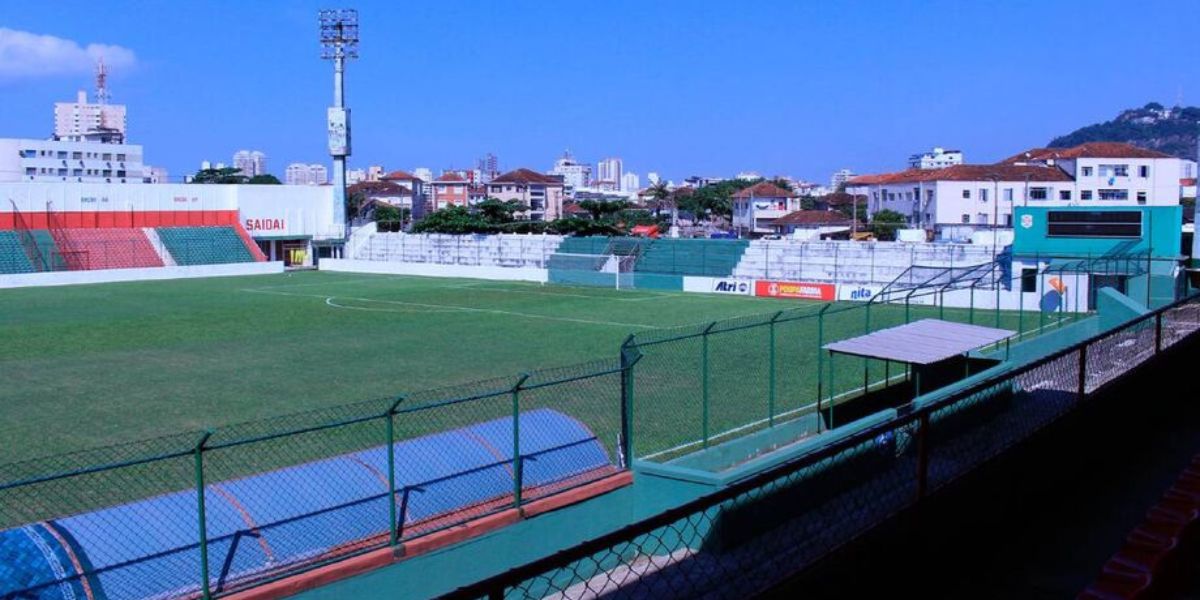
left=444, top=292, right=1200, bottom=600
left=0, top=359, right=633, bottom=600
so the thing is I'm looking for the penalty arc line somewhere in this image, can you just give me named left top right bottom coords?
left=242, top=288, right=662, bottom=330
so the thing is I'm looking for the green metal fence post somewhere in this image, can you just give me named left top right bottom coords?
left=701, top=322, right=715, bottom=448
left=193, top=430, right=214, bottom=599
left=385, top=396, right=405, bottom=546
left=619, top=335, right=642, bottom=465
left=863, top=302, right=871, bottom=393
left=768, top=311, right=782, bottom=427
left=827, top=350, right=835, bottom=430
left=816, top=305, right=832, bottom=405
left=969, top=285, right=975, bottom=325
left=512, top=373, right=530, bottom=509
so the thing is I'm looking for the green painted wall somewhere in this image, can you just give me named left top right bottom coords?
left=1012, top=206, right=1182, bottom=259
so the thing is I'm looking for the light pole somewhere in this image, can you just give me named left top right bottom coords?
left=986, top=175, right=1001, bottom=259
left=320, top=9, right=359, bottom=244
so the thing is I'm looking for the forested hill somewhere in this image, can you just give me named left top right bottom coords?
left=1049, top=103, right=1199, bottom=160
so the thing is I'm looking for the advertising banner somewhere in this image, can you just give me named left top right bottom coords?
left=754, top=280, right=836, bottom=301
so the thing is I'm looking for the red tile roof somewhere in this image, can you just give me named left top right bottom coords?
left=774, top=210, right=857, bottom=226
left=848, top=164, right=1072, bottom=185
left=1000, top=142, right=1172, bottom=163
left=381, top=170, right=422, bottom=181
left=435, top=171, right=467, bottom=183
left=823, top=192, right=867, bottom=206
left=349, top=181, right=411, bottom=196
left=733, top=182, right=797, bottom=199
left=491, top=168, right=562, bottom=185
left=1180, top=178, right=1196, bottom=186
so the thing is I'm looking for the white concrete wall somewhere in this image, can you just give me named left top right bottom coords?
left=321, top=258, right=549, bottom=283
left=0, top=261, right=283, bottom=289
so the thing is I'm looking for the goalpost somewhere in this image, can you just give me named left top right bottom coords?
left=545, top=252, right=639, bottom=290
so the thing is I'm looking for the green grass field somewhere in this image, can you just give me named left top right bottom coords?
left=0, top=271, right=833, bottom=464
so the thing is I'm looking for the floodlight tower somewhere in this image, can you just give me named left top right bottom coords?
left=319, top=9, right=358, bottom=241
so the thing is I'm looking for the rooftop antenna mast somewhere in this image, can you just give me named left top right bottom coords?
left=319, top=8, right=359, bottom=241
left=95, top=57, right=109, bottom=105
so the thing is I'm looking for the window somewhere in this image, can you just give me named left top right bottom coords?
left=1029, top=187, right=1048, bottom=200
left=978, top=213, right=989, bottom=224
left=926, top=189, right=934, bottom=202
left=1138, top=165, right=1149, bottom=178
left=1098, top=189, right=1128, bottom=200
left=980, top=188, right=989, bottom=202
left=1099, top=164, right=1129, bottom=178
left=1059, top=190, right=1071, bottom=200
left=962, top=189, right=971, bottom=199
left=1047, top=210, right=1141, bottom=238
left=1021, top=268, right=1038, bottom=293
left=1004, top=188, right=1014, bottom=202
left=1005, top=214, right=1013, bottom=226
left=962, top=214, right=971, bottom=223
left=1136, top=191, right=1147, bottom=204
left=21, top=149, right=36, bottom=158
left=1082, top=166, right=1093, bottom=177
left=1081, top=190, right=1093, bottom=200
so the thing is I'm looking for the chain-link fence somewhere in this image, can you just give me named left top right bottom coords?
left=445, top=292, right=1200, bottom=600
left=626, top=277, right=1085, bottom=463
left=0, top=359, right=631, bottom=600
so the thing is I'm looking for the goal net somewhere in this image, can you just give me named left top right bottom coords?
left=546, top=252, right=638, bottom=289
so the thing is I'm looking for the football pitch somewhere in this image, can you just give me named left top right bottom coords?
left=0, top=271, right=826, bottom=464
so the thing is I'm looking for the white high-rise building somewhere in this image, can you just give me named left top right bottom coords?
left=647, top=172, right=661, bottom=185
left=0, top=137, right=148, bottom=183
left=55, top=91, right=127, bottom=140
left=597, top=157, right=622, bottom=188
left=233, top=150, right=267, bottom=177
left=551, top=150, right=590, bottom=190
left=285, top=163, right=329, bottom=185
left=830, top=168, right=856, bottom=189
left=346, top=168, right=367, bottom=184
left=908, top=147, right=964, bottom=170
left=413, top=167, right=434, bottom=183
left=621, top=172, right=640, bottom=192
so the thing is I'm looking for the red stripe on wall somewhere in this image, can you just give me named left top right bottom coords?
left=0, top=210, right=242, bottom=230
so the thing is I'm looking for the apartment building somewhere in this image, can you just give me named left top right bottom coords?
left=488, top=168, right=565, bottom=221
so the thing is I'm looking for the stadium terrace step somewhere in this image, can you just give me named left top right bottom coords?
left=55, top=228, right=165, bottom=270
left=157, top=226, right=258, bottom=266
left=0, top=231, right=35, bottom=274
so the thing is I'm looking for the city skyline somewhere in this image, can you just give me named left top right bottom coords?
left=1, top=0, right=1197, bottom=183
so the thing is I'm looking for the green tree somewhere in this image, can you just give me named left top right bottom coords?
left=577, top=199, right=629, bottom=221
left=871, top=209, right=907, bottom=241
left=411, top=206, right=496, bottom=234
left=247, top=174, right=281, bottom=184
left=189, top=167, right=247, bottom=184
left=477, top=198, right=527, bottom=223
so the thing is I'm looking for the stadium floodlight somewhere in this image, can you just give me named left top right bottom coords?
left=319, top=9, right=359, bottom=60
left=318, top=8, right=358, bottom=244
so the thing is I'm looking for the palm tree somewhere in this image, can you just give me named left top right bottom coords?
left=647, top=181, right=674, bottom=230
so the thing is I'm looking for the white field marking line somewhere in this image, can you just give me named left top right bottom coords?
left=242, top=288, right=662, bottom=330
left=640, top=372, right=911, bottom=461
left=242, top=276, right=410, bottom=291
left=447, top=281, right=676, bottom=302
left=324, top=297, right=459, bottom=314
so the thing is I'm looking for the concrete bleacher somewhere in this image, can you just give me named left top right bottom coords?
left=0, top=231, right=35, bottom=274
left=731, top=240, right=998, bottom=284
left=156, top=226, right=257, bottom=266
left=353, top=233, right=566, bottom=268
left=635, top=239, right=749, bottom=277
left=58, top=229, right=164, bottom=270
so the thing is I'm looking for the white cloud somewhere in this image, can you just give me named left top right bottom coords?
left=0, top=28, right=136, bottom=79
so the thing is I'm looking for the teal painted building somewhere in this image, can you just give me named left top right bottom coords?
left=1011, top=206, right=1184, bottom=309
left=1012, top=206, right=1182, bottom=259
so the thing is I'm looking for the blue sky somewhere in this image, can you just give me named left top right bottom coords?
left=1, top=0, right=1197, bottom=183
